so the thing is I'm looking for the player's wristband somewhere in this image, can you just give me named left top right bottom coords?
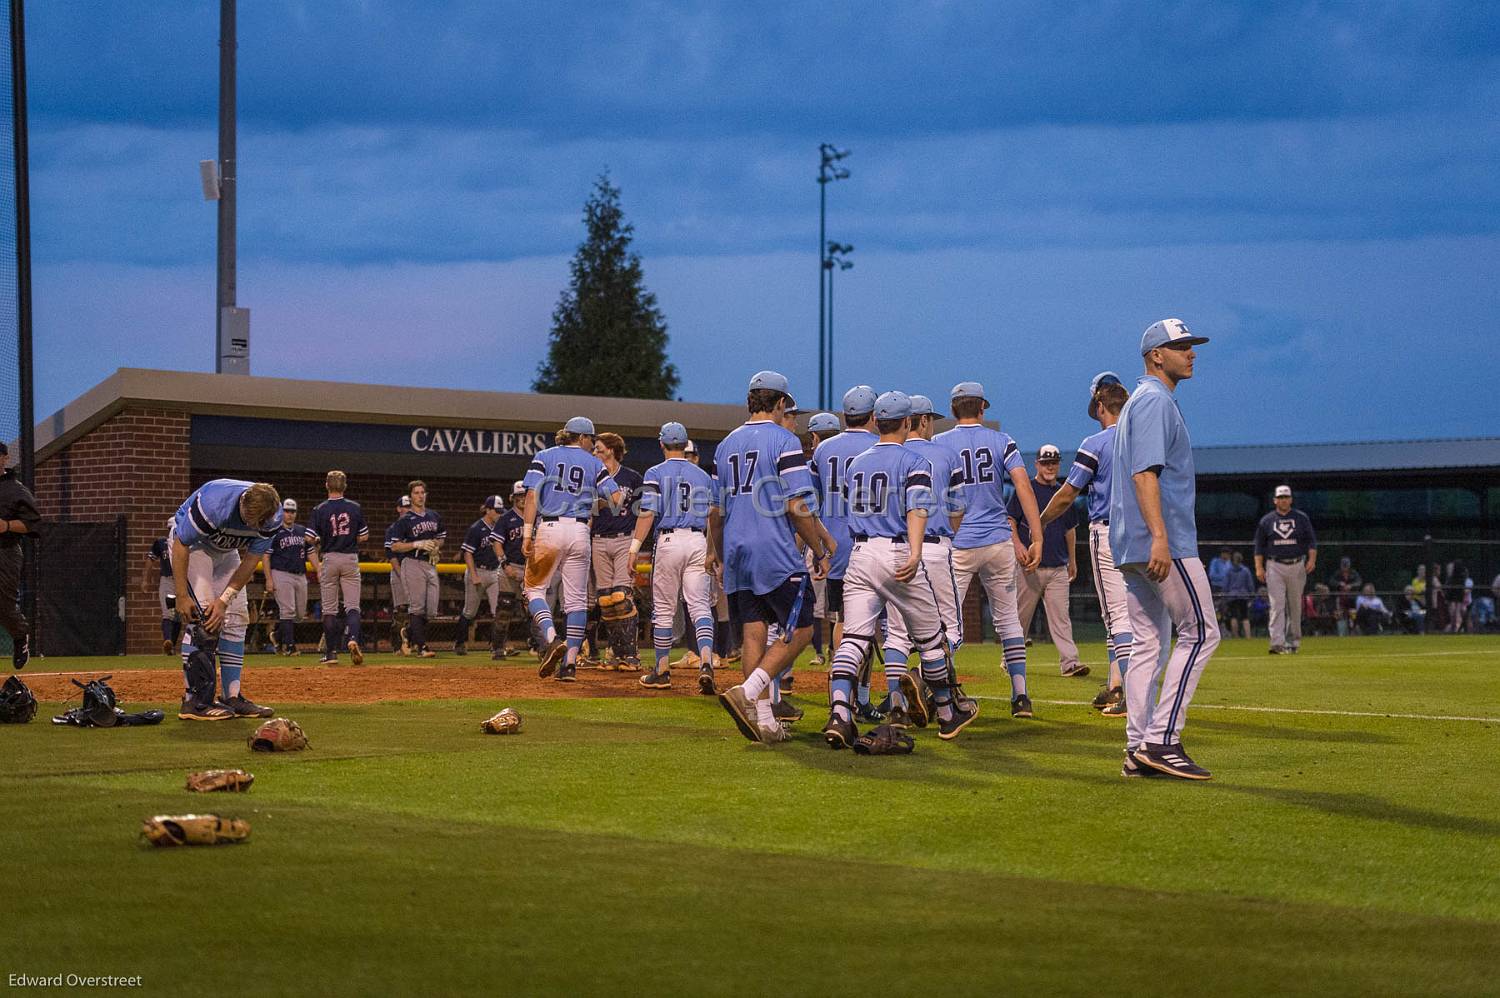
left=217, top=585, right=241, bottom=606
left=628, top=538, right=642, bottom=559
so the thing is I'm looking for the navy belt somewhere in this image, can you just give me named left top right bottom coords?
left=540, top=514, right=588, bottom=523
left=923, top=533, right=946, bottom=543
left=851, top=533, right=907, bottom=543
left=593, top=530, right=631, bottom=539
left=1273, top=557, right=1305, bottom=564
left=660, top=527, right=704, bottom=534
left=1091, top=518, right=1109, bottom=526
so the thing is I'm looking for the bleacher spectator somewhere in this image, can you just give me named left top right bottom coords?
left=1208, top=547, right=1234, bottom=594
left=1396, top=586, right=1426, bottom=634
left=1224, top=551, right=1254, bottom=638
left=1250, top=586, right=1270, bottom=635
left=1469, top=592, right=1495, bottom=632
left=1444, top=561, right=1472, bottom=633
left=1354, top=583, right=1392, bottom=635
left=1410, top=565, right=1426, bottom=602
left=1330, top=557, right=1362, bottom=635
left=1304, top=583, right=1336, bottom=636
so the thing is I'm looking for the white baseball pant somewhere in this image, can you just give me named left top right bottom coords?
left=884, top=536, right=962, bottom=655
left=951, top=539, right=1028, bottom=682
left=1089, top=520, right=1132, bottom=684
left=651, top=529, right=714, bottom=658
left=1120, top=557, right=1221, bottom=749
left=830, top=538, right=948, bottom=712
left=171, top=532, right=249, bottom=699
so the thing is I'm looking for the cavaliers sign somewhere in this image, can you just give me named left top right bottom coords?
left=409, top=428, right=550, bottom=455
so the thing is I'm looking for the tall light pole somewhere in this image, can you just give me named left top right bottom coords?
left=207, top=0, right=249, bottom=374
left=825, top=242, right=852, bottom=403
left=817, top=143, right=849, bottom=410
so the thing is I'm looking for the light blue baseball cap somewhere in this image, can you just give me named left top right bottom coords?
left=908, top=394, right=935, bottom=416
left=564, top=415, right=596, bottom=435
left=1087, top=370, right=1124, bottom=418
left=808, top=412, right=841, bottom=435
left=874, top=390, right=912, bottom=420
left=842, top=384, right=877, bottom=416
left=950, top=381, right=989, bottom=407
left=1140, top=317, right=1209, bottom=355
left=749, top=370, right=790, bottom=394
left=659, top=421, right=689, bottom=446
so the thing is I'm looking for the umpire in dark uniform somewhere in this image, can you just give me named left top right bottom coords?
left=0, top=443, right=41, bottom=668
left=1254, top=484, right=1318, bottom=654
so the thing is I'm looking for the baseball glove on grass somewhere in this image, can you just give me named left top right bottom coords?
left=480, top=707, right=523, bottom=734
left=524, top=544, right=559, bottom=589
left=853, top=723, right=915, bottom=755
left=186, top=769, right=255, bottom=793
left=141, top=814, right=250, bottom=847
left=248, top=717, right=309, bottom=752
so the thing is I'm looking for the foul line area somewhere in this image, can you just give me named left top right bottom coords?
left=975, top=696, right=1500, bottom=725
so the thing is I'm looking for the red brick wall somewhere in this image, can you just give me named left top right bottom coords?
left=35, top=408, right=192, bottom=655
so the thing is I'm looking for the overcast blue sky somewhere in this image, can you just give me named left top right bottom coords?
left=26, top=1, right=1500, bottom=447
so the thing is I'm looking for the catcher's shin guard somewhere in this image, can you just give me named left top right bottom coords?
left=599, top=588, right=640, bottom=661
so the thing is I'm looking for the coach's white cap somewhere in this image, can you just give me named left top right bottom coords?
left=1274, top=485, right=1292, bottom=498
left=282, top=498, right=297, bottom=511
left=510, top=481, right=526, bottom=497
left=1037, top=444, right=1061, bottom=462
left=398, top=495, right=412, bottom=508
left=683, top=439, right=697, bottom=454
left=1140, top=317, right=1209, bottom=355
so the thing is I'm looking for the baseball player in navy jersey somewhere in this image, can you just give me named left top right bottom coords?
left=1041, top=372, right=1132, bottom=714
left=389, top=480, right=446, bottom=659
left=824, top=391, right=977, bottom=746
left=486, top=482, right=527, bottom=659
left=307, top=471, right=371, bottom=666
left=880, top=393, right=964, bottom=722
left=591, top=432, right=645, bottom=670
left=711, top=371, right=834, bottom=744
left=455, top=496, right=505, bottom=656
left=384, top=495, right=412, bottom=654
left=934, top=382, right=1044, bottom=718
left=633, top=422, right=718, bottom=693
left=170, top=479, right=282, bottom=720
left=263, top=498, right=310, bottom=656
left=521, top=416, right=625, bottom=681
left=811, top=386, right=884, bottom=720
left=1111, top=318, right=1221, bottom=780
left=143, top=520, right=181, bottom=655
left=1254, top=485, right=1318, bottom=654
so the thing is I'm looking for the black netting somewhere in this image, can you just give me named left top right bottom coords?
left=0, top=0, right=17, bottom=449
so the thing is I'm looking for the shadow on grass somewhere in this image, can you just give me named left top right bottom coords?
left=1223, top=783, right=1500, bottom=837
left=1185, top=716, right=1399, bottom=745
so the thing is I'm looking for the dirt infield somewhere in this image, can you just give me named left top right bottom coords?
left=21, top=663, right=727, bottom=704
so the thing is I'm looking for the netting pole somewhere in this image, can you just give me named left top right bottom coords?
left=10, top=0, right=34, bottom=638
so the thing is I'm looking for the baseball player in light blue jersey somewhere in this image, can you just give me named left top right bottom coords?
left=933, top=382, right=1044, bottom=718
left=709, top=371, right=834, bottom=744
left=1110, top=318, right=1221, bottom=780
left=880, top=393, right=965, bottom=718
left=633, top=422, right=719, bottom=694
left=805, top=411, right=843, bottom=667
left=1041, top=372, right=1133, bottom=715
left=811, top=386, right=883, bottom=719
left=824, top=392, right=978, bottom=747
left=521, top=416, right=624, bottom=681
left=169, top=479, right=283, bottom=720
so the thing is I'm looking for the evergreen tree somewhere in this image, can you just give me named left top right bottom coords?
left=533, top=175, right=679, bottom=399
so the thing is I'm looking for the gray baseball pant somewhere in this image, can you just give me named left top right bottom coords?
left=1267, top=558, right=1307, bottom=651
left=1016, top=563, right=1082, bottom=673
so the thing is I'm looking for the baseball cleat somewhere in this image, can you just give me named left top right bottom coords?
left=1091, top=685, right=1120, bottom=710
left=162, top=639, right=174, bottom=656
left=1101, top=697, right=1127, bottom=717
left=348, top=641, right=364, bottom=666
left=1132, top=743, right=1212, bottom=781
left=417, top=648, right=437, bottom=659
left=771, top=699, right=803, bottom=724
left=537, top=638, right=567, bottom=678
left=1061, top=664, right=1091, bottom=679
left=11, top=634, right=28, bottom=670
left=1268, top=647, right=1285, bottom=655
left=781, top=672, right=795, bottom=690
left=938, top=700, right=979, bottom=740
left=697, top=668, right=716, bottom=696
left=758, top=722, right=792, bottom=744
left=822, top=713, right=858, bottom=750
left=178, top=697, right=234, bottom=722
left=1122, top=749, right=1168, bottom=779
left=490, top=647, right=510, bottom=661
left=638, top=670, right=671, bottom=690
left=399, top=626, right=411, bottom=656
left=555, top=662, right=577, bottom=683
left=897, top=673, right=931, bottom=728
left=319, top=653, right=338, bottom=666
left=1010, top=694, right=1034, bottom=719
left=854, top=701, right=887, bottom=724
left=718, top=685, right=763, bottom=743
left=452, top=641, right=468, bottom=657
left=224, top=694, right=274, bottom=719
left=886, top=706, right=915, bottom=729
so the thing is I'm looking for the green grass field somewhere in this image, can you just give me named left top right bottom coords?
left=6, top=634, right=1499, bottom=996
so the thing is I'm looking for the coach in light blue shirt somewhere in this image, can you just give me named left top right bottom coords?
left=1108, top=318, right=1222, bottom=783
